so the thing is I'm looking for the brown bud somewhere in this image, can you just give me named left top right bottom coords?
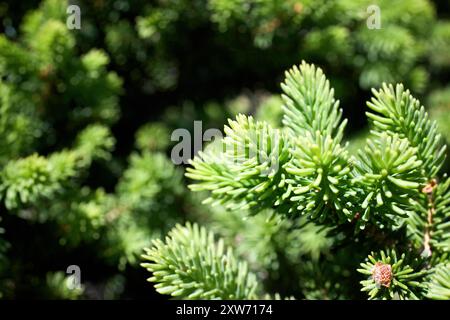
left=422, top=179, right=437, bottom=194
left=372, top=262, right=392, bottom=288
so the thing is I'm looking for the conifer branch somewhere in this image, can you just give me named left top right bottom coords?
left=186, top=114, right=292, bottom=214
left=141, top=222, right=260, bottom=299
left=367, top=83, right=447, bottom=178
left=358, top=249, right=429, bottom=300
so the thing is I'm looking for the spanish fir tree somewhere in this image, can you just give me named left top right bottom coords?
left=142, top=62, right=450, bottom=300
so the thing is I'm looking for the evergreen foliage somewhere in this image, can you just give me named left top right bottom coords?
left=357, top=249, right=428, bottom=299
left=161, top=61, right=450, bottom=300
left=0, top=0, right=449, bottom=300
left=426, top=262, right=450, bottom=300
left=141, top=222, right=259, bottom=299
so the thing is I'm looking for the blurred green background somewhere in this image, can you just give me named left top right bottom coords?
left=0, top=0, right=449, bottom=299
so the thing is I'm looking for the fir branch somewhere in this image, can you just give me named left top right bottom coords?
left=285, top=130, right=353, bottom=223
left=281, top=60, right=346, bottom=139
left=0, top=153, right=77, bottom=210
left=279, top=61, right=354, bottom=222
left=141, top=222, right=260, bottom=299
left=426, top=262, right=450, bottom=300
left=358, top=249, right=429, bottom=300
left=0, top=124, right=115, bottom=210
left=186, top=114, right=292, bottom=214
left=352, top=133, right=425, bottom=228
left=367, top=83, right=446, bottom=178
left=186, top=62, right=449, bottom=234
left=408, top=176, right=450, bottom=255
